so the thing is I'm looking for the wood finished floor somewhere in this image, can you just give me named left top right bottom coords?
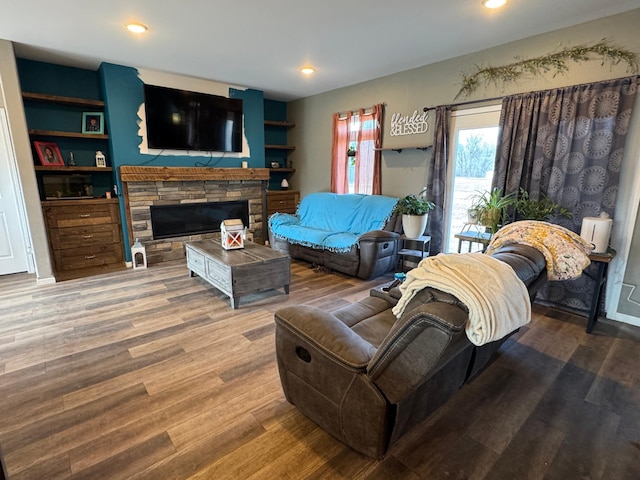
left=1, top=259, right=639, bottom=479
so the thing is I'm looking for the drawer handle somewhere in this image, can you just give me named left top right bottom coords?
left=85, top=255, right=96, bottom=260
left=79, top=214, right=91, bottom=218
left=82, top=235, right=93, bottom=239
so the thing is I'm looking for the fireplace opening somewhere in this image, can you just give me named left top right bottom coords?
left=150, top=200, right=249, bottom=240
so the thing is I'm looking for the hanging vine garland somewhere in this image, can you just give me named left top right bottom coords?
left=455, top=39, right=639, bottom=99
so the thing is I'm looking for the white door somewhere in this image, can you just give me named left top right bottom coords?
left=0, top=108, right=29, bottom=275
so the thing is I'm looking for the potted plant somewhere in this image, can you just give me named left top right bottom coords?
left=514, top=188, right=572, bottom=221
left=470, top=188, right=516, bottom=234
left=393, top=189, right=435, bottom=239
left=467, top=207, right=480, bottom=225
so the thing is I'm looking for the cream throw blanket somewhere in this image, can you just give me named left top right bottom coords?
left=391, top=253, right=531, bottom=346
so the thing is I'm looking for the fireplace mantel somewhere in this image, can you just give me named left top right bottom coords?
left=119, top=166, right=270, bottom=182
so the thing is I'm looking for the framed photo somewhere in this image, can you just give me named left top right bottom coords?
left=33, top=141, right=65, bottom=166
left=82, top=112, right=104, bottom=134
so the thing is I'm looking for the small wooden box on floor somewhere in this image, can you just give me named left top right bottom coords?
left=266, top=190, right=300, bottom=215
left=186, top=239, right=290, bottom=309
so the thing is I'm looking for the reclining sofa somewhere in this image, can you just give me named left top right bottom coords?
left=268, top=192, right=402, bottom=279
left=274, top=243, right=548, bottom=458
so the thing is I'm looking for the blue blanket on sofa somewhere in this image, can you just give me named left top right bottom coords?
left=269, top=192, right=398, bottom=252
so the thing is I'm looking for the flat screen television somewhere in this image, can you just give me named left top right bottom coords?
left=143, top=84, right=243, bottom=153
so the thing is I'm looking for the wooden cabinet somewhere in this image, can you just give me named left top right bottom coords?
left=42, top=199, right=124, bottom=279
left=266, top=191, right=300, bottom=216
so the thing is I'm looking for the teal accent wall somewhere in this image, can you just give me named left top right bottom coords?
left=17, top=58, right=101, bottom=99
left=232, top=87, right=265, bottom=167
left=264, top=98, right=287, bottom=119
left=98, top=62, right=266, bottom=260
left=99, top=62, right=265, bottom=171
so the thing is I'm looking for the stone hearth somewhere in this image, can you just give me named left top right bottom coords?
left=119, top=167, right=269, bottom=264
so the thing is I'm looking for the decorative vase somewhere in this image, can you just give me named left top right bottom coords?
left=467, top=208, right=479, bottom=225
left=402, top=214, right=427, bottom=239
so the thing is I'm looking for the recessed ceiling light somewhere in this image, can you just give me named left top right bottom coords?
left=300, top=66, right=316, bottom=75
left=126, top=23, right=148, bottom=34
left=482, top=0, right=507, bottom=8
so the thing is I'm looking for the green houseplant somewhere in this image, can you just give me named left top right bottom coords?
left=514, top=188, right=572, bottom=221
left=470, top=188, right=516, bottom=234
left=394, top=189, right=435, bottom=239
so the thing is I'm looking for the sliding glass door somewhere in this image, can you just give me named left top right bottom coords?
left=444, top=105, right=501, bottom=253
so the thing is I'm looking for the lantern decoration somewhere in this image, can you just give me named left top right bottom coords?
left=131, top=238, right=147, bottom=269
left=95, top=151, right=106, bottom=167
left=221, top=219, right=245, bottom=250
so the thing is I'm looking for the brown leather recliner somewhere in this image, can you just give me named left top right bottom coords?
left=268, top=193, right=404, bottom=280
left=274, top=244, right=547, bottom=458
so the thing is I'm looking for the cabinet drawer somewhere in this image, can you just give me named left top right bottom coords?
left=49, top=224, right=121, bottom=250
left=52, top=244, right=124, bottom=271
left=45, top=203, right=119, bottom=228
left=206, top=258, right=232, bottom=290
left=267, top=191, right=299, bottom=215
left=186, top=246, right=206, bottom=276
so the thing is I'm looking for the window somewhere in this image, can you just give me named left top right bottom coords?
left=331, top=104, right=382, bottom=195
left=445, top=105, right=501, bottom=253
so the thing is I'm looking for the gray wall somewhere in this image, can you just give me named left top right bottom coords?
left=288, top=9, right=640, bottom=324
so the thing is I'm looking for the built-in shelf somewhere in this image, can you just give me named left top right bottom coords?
left=264, top=120, right=295, bottom=128
left=29, top=129, right=109, bottom=140
left=375, top=145, right=432, bottom=153
left=265, top=144, right=296, bottom=151
left=35, top=166, right=113, bottom=173
left=22, top=92, right=105, bottom=108
left=264, top=106, right=296, bottom=190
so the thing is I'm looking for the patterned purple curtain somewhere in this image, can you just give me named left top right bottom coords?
left=493, top=76, right=638, bottom=313
left=425, top=105, right=451, bottom=254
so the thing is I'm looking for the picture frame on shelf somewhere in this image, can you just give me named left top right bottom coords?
left=82, top=112, right=104, bottom=134
left=33, top=141, right=65, bottom=166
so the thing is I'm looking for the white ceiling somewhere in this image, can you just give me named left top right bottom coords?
left=2, top=1, right=639, bottom=101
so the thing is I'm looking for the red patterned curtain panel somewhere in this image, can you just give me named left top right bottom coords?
left=331, top=104, right=383, bottom=195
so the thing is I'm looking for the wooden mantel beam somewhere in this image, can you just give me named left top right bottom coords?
left=118, top=166, right=270, bottom=182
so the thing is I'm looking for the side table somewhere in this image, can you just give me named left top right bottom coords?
left=584, top=248, right=616, bottom=333
left=454, top=230, right=492, bottom=253
left=397, top=235, right=431, bottom=272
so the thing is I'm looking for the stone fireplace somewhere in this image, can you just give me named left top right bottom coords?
left=119, top=166, right=269, bottom=264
